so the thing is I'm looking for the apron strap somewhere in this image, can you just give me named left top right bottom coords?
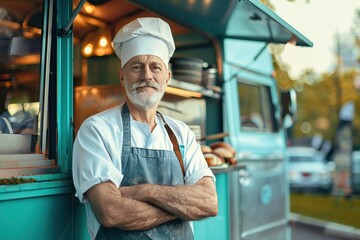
left=121, top=103, right=132, bottom=150
left=157, top=112, right=185, bottom=177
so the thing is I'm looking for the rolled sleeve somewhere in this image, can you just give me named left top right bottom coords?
left=185, top=166, right=215, bottom=185
left=73, top=117, right=123, bottom=203
left=181, top=123, right=215, bottom=185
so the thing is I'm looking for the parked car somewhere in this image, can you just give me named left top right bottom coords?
left=287, top=146, right=333, bottom=193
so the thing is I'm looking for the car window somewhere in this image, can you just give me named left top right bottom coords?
left=289, top=156, right=318, bottom=163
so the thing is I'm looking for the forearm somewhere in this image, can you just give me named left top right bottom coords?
left=120, top=177, right=218, bottom=220
left=86, top=181, right=176, bottom=231
left=111, top=198, right=177, bottom=230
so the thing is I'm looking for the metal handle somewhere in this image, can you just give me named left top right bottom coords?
left=238, top=168, right=251, bottom=186
left=58, top=0, right=86, bottom=37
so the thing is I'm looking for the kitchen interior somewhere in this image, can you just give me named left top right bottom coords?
left=0, top=0, right=236, bottom=178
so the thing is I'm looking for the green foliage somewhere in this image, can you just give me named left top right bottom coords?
left=271, top=45, right=360, bottom=145
left=268, top=0, right=360, bottom=147
left=291, top=193, right=360, bottom=228
left=352, top=8, right=360, bottom=52
left=294, top=70, right=360, bottom=144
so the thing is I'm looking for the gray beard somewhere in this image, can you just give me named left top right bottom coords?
left=125, top=81, right=165, bottom=109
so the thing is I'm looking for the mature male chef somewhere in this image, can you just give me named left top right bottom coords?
left=72, top=17, right=218, bottom=240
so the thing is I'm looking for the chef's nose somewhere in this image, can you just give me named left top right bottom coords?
left=142, top=65, right=153, bottom=80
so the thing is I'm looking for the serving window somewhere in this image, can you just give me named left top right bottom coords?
left=0, top=0, right=59, bottom=179
left=238, top=82, right=275, bottom=132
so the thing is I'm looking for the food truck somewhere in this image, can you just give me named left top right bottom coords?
left=0, top=0, right=312, bottom=239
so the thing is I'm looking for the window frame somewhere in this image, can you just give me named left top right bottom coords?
left=0, top=0, right=74, bottom=196
left=237, top=80, right=277, bottom=133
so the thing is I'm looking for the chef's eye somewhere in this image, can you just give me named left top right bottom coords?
left=152, top=65, right=162, bottom=72
left=131, top=64, right=142, bottom=71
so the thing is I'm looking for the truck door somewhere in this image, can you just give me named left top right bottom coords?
left=223, top=42, right=289, bottom=239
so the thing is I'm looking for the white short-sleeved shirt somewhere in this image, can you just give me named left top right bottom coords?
left=72, top=104, right=215, bottom=238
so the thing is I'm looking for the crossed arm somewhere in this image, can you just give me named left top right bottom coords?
left=85, top=176, right=218, bottom=231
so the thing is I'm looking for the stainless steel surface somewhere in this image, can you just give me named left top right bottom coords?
left=230, top=158, right=289, bottom=240
left=211, top=163, right=246, bottom=174
left=202, top=67, right=217, bottom=88
left=41, top=0, right=54, bottom=153
left=170, top=57, right=204, bottom=85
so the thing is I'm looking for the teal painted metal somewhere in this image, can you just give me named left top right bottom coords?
left=73, top=199, right=92, bottom=240
left=222, top=36, right=291, bottom=239
left=38, top=0, right=49, bottom=123
left=0, top=192, right=73, bottom=240
left=226, top=0, right=313, bottom=47
left=194, top=173, right=229, bottom=240
left=0, top=176, right=75, bottom=239
left=0, top=179, right=73, bottom=201
left=57, top=2, right=90, bottom=239
left=130, top=0, right=233, bottom=34
left=243, top=0, right=313, bottom=46
left=0, top=0, right=77, bottom=237
left=130, top=0, right=312, bottom=47
left=223, top=38, right=286, bottom=155
left=57, top=0, right=73, bottom=174
left=223, top=39, right=274, bottom=74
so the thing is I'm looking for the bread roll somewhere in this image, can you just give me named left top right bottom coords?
left=209, top=142, right=236, bottom=155
left=201, top=145, right=212, bottom=154
left=226, top=158, right=237, bottom=165
left=213, top=147, right=233, bottom=159
left=204, top=153, right=224, bottom=166
left=210, top=142, right=237, bottom=165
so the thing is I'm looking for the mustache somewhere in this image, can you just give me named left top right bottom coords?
left=132, top=80, right=161, bottom=90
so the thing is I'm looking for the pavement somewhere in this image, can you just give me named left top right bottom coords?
left=291, top=213, right=360, bottom=240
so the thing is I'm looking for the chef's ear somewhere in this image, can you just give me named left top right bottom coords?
left=166, top=67, right=171, bottom=84
left=118, top=67, right=125, bottom=86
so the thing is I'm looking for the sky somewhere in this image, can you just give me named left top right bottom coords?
left=270, top=0, right=360, bottom=78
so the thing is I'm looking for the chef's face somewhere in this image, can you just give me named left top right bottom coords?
left=119, top=55, right=170, bottom=109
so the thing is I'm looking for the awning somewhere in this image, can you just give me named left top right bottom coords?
left=225, top=0, right=313, bottom=47
left=134, top=0, right=313, bottom=47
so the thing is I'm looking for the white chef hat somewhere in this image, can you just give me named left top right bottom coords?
left=112, top=17, right=175, bottom=68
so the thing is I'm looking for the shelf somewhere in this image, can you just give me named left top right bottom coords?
left=0, top=154, right=60, bottom=178
left=210, top=163, right=247, bottom=174
left=168, top=78, right=222, bottom=99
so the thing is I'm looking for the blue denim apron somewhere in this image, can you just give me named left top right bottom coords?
left=95, top=104, right=193, bottom=240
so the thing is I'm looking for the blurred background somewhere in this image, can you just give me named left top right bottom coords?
left=266, top=0, right=360, bottom=233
